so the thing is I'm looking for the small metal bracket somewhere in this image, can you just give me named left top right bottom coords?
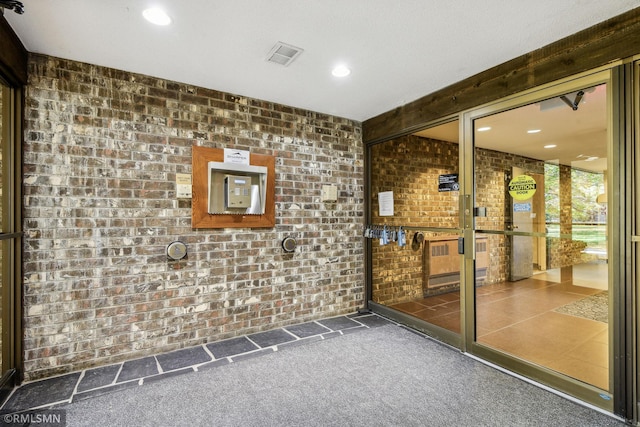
left=473, top=207, right=487, bottom=217
left=559, top=90, right=584, bottom=111
left=461, top=194, right=472, bottom=229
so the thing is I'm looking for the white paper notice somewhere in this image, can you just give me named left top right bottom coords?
left=176, top=173, right=192, bottom=198
left=223, top=148, right=250, bottom=165
left=378, top=191, right=394, bottom=216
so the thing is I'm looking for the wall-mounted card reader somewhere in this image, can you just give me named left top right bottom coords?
left=224, top=175, right=252, bottom=208
left=208, top=162, right=267, bottom=215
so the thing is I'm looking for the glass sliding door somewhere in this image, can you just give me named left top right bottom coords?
left=0, top=79, right=22, bottom=402
left=366, top=65, right=637, bottom=419
left=466, top=72, right=613, bottom=408
left=368, top=120, right=463, bottom=344
left=0, top=83, right=3, bottom=373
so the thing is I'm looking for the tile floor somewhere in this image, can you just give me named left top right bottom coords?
left=1, top=313, right=394, bottom=414
left=391, top=272, right=609, bottom=390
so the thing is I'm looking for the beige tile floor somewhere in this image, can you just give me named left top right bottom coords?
left=390, top=265, right=609, bottom=391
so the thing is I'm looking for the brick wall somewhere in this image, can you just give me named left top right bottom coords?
left=22, top=54, right=364, bottom=380
left=369, top=134, right=579, bottom=306
left=548, top=164, right=588, bottom=268
left=370, top=135, right=459, bottom=305
left=474, top=147, right=546, bottom=284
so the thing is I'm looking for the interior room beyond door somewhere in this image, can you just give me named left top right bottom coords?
left=369, top=121, right=462, bottom=342
left=472, top=82, right=611, bottom=393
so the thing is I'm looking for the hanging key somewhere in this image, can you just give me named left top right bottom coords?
left=398, top=226, right=406, bottom=247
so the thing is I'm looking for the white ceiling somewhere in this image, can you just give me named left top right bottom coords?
left=416, top=84, right=607, bottom=172
left=4, top=1, right=639, bottom=122
left=475, top=85, right=608, bottom=172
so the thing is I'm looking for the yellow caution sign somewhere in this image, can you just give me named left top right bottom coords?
left=508, top=175, right=536, bottom=200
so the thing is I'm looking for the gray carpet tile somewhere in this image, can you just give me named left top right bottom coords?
left=317, top=315, right=361, bottom=330
left=206, top=336, right=259, bottom=359
left=284, top=321, right=332, bottom=338
left=156, top=346, right=212, bottom=371
left=77, top=364, right=121, bottom=393
left=72, top=381, right=140, bottom=404
left=350, top=313, right=395, bottom=327
left=142, top=368, right=195, bottom=384
left=57, top=324, right=623, bottom=427
left=247, top=328, right=296, bottom=347
left=230, top=348, right=275, bottom=362
left=116, top=356, right=158, bottom=383
left=1, top=315, right=626, bottom=426
left=3, top=372, right=81, bottom=412
left=194, top=358, right=230, bottom=372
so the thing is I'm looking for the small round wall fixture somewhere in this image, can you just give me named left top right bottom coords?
left=282, top=236, right=297, bottom=253
left=167, top=241, right=187, bottom=260
left=411, top=232, right=424, bottom=251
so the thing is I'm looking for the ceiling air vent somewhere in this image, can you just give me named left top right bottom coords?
left=266, top=42, right=304, bottom=67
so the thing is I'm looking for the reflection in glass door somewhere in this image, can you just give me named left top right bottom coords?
left=471, top=81, right=611, bottom=393
left=369, top=120, right=463, bottom=341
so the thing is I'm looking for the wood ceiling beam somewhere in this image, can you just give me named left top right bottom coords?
left=0, top=11, right=27, bottom=86
left=363, top=7, right=640, bottom=144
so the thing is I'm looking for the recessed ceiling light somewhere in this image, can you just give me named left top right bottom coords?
left=477, top=126, right=491, bottom=132
left=544, top=144, right=557, bottom=149
left=143, top=8, right=172, bottom=26
left=332, top=65, right=351, bottom=78
left=585, top=156, right=599, bottom=162
left=527, top=129, right=541, bottom=134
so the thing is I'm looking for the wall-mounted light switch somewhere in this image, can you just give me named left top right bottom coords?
left=321, top=185, right=338, bottom=202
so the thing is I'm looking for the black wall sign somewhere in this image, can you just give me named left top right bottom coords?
left=438, top=174, right=459, bottom=192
